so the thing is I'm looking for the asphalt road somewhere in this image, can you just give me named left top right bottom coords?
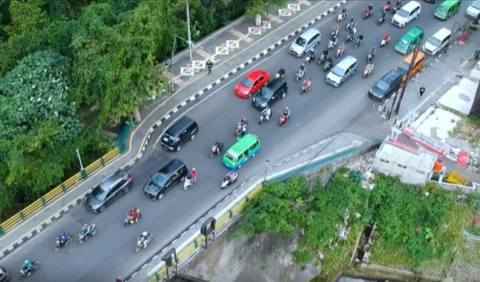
left=0, top=1, right=470, bottom=281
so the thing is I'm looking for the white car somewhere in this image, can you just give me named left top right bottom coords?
left=422, top=28, right=452, bottom=56
left=391, top=1, right=421, bottom=28
left=466, top=0, right=480, bottom=19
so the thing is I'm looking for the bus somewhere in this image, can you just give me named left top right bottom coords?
left=222, top=134, right=261, bottom=170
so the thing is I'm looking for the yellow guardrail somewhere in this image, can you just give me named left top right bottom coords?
left=148, top=184, right=264, bottom=282
left=0, top=147, right=122, bottom=236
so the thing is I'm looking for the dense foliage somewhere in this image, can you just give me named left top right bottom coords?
left=0, top=0, right=282, bottom=219
left=241, top=172, right=468, bottom=276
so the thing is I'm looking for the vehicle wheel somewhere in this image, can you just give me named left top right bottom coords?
left=190, top=134, right=195, bottom=141
left=91, top=229, right=97, bottom=235
left=68, top=236, right=73, bottom=243
left=99, top=206, right=106, bottom=213
left=281, top=91, right=286, bottom=98
left=124, top=186, right=130, bottom=194
left=156, top=193, right=164, bottom=200
left=176, top=145, right=182, bottom=152
left=135, top=247, right=141, bottom=253
left=78, top=239, right=84, bottom=245
left=54, top=246, right=60, bottom=253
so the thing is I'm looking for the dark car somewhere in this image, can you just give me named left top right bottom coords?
left=252, top=78, right=288, bottom=110
left=0, top=266, right=9, bottom=282
left=368, top=69, right=403, bottom=101
left=160, top=116, right=198, bottom=152
left=84, top=169, right=133, bottom=213
left=144, top=159, right=188, bottom=200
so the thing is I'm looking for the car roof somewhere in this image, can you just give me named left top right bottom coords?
left=247, top=69, right=267, bottom=79
left=99, top=169, right=128, bottom=190
left=299, top=28, right=320, bottom=40
left=432, top=28, right=452, bottom=40
left=165, top=116, right=195, bottom=136
left=382, top=69, right=403, bottom=82
left=266, top=78, right=285, bottom=90
left=336, top=56, right=357, bottom=69
left=402, top=1, right=420, bottom=11
left=159, top=159, right=186, bottom=175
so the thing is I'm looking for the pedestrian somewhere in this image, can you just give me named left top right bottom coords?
left=206, top=59, right=213, bottom=75
left=419, top=86, right=425, bottom=98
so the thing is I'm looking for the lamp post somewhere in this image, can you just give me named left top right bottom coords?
left=76, top=149, right=87, bottom=179
left=170, top=34, right=194, bottom=93
left=263, top=160, right=270, bottom=183
left=186, top=0, right=193, bottom=61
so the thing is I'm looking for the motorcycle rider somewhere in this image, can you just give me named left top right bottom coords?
left=306, top=49, right=315, bottom=62
left=356, top=34, right=364, bottom=47
left=58, top=231, right=68, bottom=246
left=127, top=207, right=139, bottom=221
left=139, top=231, right=150, bottom=248
left=81, top=223, right=92, bottom=236
left=368, top=46, right=376, bottom=61
left=261, top=106, right=272, bottom=121
left=22, top=260, right=33, bottom=275
left=303, top=77, right=312, bottom=92
left=382, top=33, right=391, bottom=43
left=223, top=171, right=236, bottom=183
left=380, top=10, right=386, bottom=20
left=333, top=21, right=339, bottom=35
left=341, top=8, right=347, bottom=18
left=347, top=18, right=355, bottom=31
left=277, top=67, right=285, bottom=78
left=384, top=0, right=391, bottom=11
left=238, top=117, right=248, bottom=136
left=337, top=43, right=345, bottom=56
left=298, top=63, right=306, bottom=77
left=213, top=140, right=223, bottom=154
left=321, top=48, right=329, bottom=58
left=329, top=33, right=338, bottom=46
left=325, top=56, right=334, bottom=69
left=282, top=107, right=291, bottom=120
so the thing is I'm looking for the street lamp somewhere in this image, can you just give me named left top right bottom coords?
left=76, top=149, right=87, bottom=179
left=170, top=34, right=194, bottom=93
left=263, top=160, right=270, bottom=183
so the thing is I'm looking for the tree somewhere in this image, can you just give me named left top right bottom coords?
left=245, top=0, right=286, bottom=27
left=4, top=0, right=47, bottom=37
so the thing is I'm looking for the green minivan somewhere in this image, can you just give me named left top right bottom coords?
left=435, top=0, right=461, bottom=20
left=222, top=134, right=261, bottom=170
left=395, top=26, right=424, bottom=55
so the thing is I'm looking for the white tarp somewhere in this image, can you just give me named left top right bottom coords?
left=438, top=77, right=477, bottom=115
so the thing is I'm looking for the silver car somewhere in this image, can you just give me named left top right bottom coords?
left=289, top=28, right=321, bottom=57
left=466, top=1, right=480, bottom=19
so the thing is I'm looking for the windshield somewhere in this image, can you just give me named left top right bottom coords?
left=331, top=66, right=345, bottom=77
left=225, top=152, right=238, bottom=162
left=241, top=78, right=253, bottom=88
left=151, top=173, right=167, bottom=187
left=397, top=9, right=409, bottom=18
left=427, top=37, right=442, bottom=47
left=473, top=1, right=480, bottom=9
left=258, top=88, right=272, bottom=98
left=295, top=37, right=307, bottom=47
left=162, top=133, right=178, bottom=144
left=436, top=7, right=448, bottom=14
left=398, top=39, right=409, bottom=49
left=91, top=186, right=108, bottom=201
left=376, top=80, right=390, bottom=91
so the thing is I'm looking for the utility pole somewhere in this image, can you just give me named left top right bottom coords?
left=186, top=0, right=193, bottom=61
left=390, top=43, right=421, bottom=118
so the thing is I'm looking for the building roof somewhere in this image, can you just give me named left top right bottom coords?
left=376, top=139, right=437, bottom=172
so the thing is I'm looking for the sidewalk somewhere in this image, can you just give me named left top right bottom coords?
left=0, top=0, right=349, bottom=257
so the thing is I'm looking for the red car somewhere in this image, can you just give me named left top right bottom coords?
left=234, top=69, right=270, bottom=98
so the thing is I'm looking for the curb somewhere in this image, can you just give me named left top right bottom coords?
left=131, top=0, right=348, bottom=166
left=0, top=0, right=348, bottom=263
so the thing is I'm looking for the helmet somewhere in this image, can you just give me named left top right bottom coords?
left=83, top=223, right=88, bottom=227
left=285, top=107, right=289, bottom=111
left=192, top=168, right=196, bottom=172
left=241, top=117, right=246, bottom=123
left=24, top=260, right=29, bottom=264
left=142, top=231, right=148, bottom=237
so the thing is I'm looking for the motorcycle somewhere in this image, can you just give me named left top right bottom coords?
left=346, top=28, right=356, bottom=42
left=337, top=12, right=346, bottom=22
left=275, top=72, right=284, bottom=78
left=78, top=224, right=96, bottom=245
left=19, top=261, right=39, bottom=279
left=210, top=142, right=224, bottom=158
left=279, top=114, right=288, bottom=126
left=235, top=124, right=246, bottom=140
left=135, top=233, right=153, bottom=253
left=346, top=21, right=354, bottom=31
left=305, top=53, right=314, bottom=64
left=318, top=53, right=327, bottom=65
left=183, top=176, right=197, bottom=190
left=380, top=37, right=390, bottom=47
left=364, top=64, right=374, bottom=78
left=301, top=81, right=311, bottom=95
left=367, top=52, right=374, bottom=63
left=364, top=9, right=372, bottom=19
left=336, top=46, right=345, bottom=58
left=354, top=38, right=362, bottom=49
left=328, top=39, right=337, bottom=50
left=295, top=67, right=305, bottom=82
left=259, top=108, right=272, bottom=125
left=324, top=60, right=333, bottom=72
left=392, top=4, right=400, bottom=14
left=221, top=171, right=238, bottom=189
left=54, top=233, right=73, bottom=252
left=378, top=13, right=386, bottom=25
left=124, top=208, right=141, bottom=227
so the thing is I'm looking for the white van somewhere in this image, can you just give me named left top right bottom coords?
left=289, top=28, right=321, bottom=57
left=391, top=1, right=421, bottom=28
left=422, top=28, right=452, bottom=56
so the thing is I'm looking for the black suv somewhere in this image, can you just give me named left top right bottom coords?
left=84, top=169, right=133, bottom=213
left=252, top=78, right=288, bottom=110
left=144, top=159, right=189, bottom=200
left=369, top=69, right=403, bottom=101
left=160, top=116, right=199, bottom=152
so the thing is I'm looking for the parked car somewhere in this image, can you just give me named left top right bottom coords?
left=252, top=78, right=288, bottom=110
left=234, top=69, right=270, bottom=98
left=144, top=159, right=188, bottom=200
left=84, top=169, right=133, bottom=213
left=422, top=28, right=452, bottom=56
left=368, top=69, right=404, bottom=101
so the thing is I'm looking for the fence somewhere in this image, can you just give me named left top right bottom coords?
left=0, top=146, right=122, bottom=236
left=145, top=140, right=381, bottom=282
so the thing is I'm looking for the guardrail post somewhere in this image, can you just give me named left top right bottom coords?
left=154, top=273, right=160, bottom=282
left=245, top=196, right=249, bottom=202
left=194, top=239, right=198, bottom=248
left=80, top=169, right=88, bottom=180
left=40, top=197, right=47, bottom=206
left=61, top=183, right=67, bottom=193
left=100, top=157, right=105, bottom=167
left=19, top=211, right=25, bottom=220
left=229, top=210, right=233, bottom=219
left=0, top=227, right=4, bottom=236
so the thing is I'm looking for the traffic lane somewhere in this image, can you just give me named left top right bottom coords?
left=0, top=2, right=462, bottom=281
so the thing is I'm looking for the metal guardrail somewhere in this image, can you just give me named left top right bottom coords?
left=145, top=140, right=381, bottom=282
left=0, top=147, right=122, bottom=236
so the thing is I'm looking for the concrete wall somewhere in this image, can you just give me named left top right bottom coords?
left=373, top=158, right=428, bottom=185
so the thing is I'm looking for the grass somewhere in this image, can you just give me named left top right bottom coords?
left=448, top=114, right=480, bottom=148
left=456, top=241, right=480, bottom=267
